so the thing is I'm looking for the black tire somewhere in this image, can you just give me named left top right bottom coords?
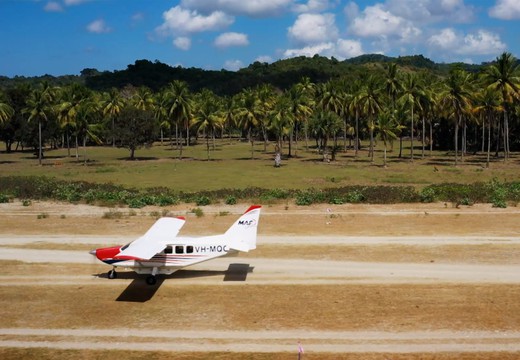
left=108, top=269, right=117, bottom=279
left=146, top=275, right=157, bottom=285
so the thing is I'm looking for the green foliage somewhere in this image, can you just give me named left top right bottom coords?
left=0, top=194, right=10, bottom=203
left=420, top=187, right=436, bottom=203
left=195, top=196, right=211, bottom=206
left=191, top=207, right=204, bottom=217
left=2, top=176, right=520, bottom=208
left=345, top=190, right=365, bottom=203
left=22, top=199, right=32, bottom=206
left=225, top=195, right=237, bottom=205
left=487, top=178, right=508, bottom=208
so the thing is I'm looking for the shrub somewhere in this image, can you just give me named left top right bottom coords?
left=195, top=196, right=211, bottom=206
left=191, top=207, right=204, bottom=217
left=225, top=195, right=237, bottom=205
left=345, top=190, right=364, bottom=203
left=420, top=187, right=436, bottom=203
left=0, top=194, right=9, bottom=203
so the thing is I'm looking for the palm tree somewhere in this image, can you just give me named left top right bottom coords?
left=76, top=92, right=103, bottom=165
left=286, top=84, right=313, bottom=157
left=308, top=110, right=342, bottom=161
left=24, top=84, right=54, bottom=165
left=102, top=88, right=124, bottom=147
left=376, top=111, right=399, bottom=167
left=154, top=90, right=170, bottom=146
left=56, top=84, right=88, bottom=159
left=294, top=77, right=316, bottom=150
left=132, top=86, right=155, bottom=111
left=236, top=88, right=263, bottom=160
left=0, top=92, right=14, bottom=126
left=356, top=76, right=383, bottom=162
left=165, top=80, right=192, bottom=159
left=473, top=87, right=502, bottom=168
left=398, top=73, right=424, bottom=161
left=483, top=52, right=520, bottom=160
left=270, top=94, right=294, bottom=157
left=385, top=63, right=402, bottom=111
left=192, top=89, right=222, bottom=160
left=220, top=95, right=238, bottom=143
left=442, top=69, right=473, bottom=166
left=255, top=84, right=276, bottom=152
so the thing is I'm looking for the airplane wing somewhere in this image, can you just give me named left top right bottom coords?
left=117, top=217, right=186, bottom=260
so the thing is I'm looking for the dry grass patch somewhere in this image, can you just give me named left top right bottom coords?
left=1, top=348, right=520, bottom=360
left=1, top=284, right=519, bottom=331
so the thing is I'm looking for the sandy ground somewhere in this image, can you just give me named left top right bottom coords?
left=1, top=200, right=520, bottom=358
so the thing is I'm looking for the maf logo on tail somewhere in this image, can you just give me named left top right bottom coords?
left=238, top=219, right=257, bottom=227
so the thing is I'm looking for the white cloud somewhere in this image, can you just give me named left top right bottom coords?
left=349, top=4, right=421, bottom=42
left=428, top=28, right=458, bottom=49
left=86, top=19, right=111, bottom=34
left=489, top=0, right=520, bottom=20
left=156, top=6, right=234, bottom=36
left=284, top=38, right=363, bottom=59
left=335, top=39, right=364, bottom=58
left=132, top=12, right=144, bottom=23
left=293, top=0, right=334, bottom=13
left=181, top=0, right=292, bottom=17
left=288, top=13, right=338, bottom=45
left=214, top=32, right=249, bottom=48
left=428, top=28, right=506, bottom=56
left=44, top=2, right=63, bottom=12
left=284, top=42, right=335, bottom=58
left=255, top=55, right=273, bottom=63
left=223, top=59, right=244, bottom=71
left=64, top=0, right=92, bottom=5
left=174, top=37, right=192, bottom=50
left=384, top=0, right=474, bottom=23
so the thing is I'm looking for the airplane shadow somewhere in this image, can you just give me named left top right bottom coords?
left=95, top=263, right=254, bottom=303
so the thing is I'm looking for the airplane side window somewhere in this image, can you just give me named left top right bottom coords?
left=186, top=246, right=193, bottom=254
left=175, top=245, right=184, bottom=254
left=164, top=246, right=173, bottom=254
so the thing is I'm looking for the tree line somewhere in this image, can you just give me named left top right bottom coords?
left=0, top=52, right=519, bottom=167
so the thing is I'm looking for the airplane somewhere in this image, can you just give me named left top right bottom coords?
left=89, top=205, right=261, bottom=285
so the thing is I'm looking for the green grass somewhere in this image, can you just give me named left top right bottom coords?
left=1, top=140, right=520, bottom=192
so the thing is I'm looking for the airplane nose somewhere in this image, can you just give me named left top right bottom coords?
left=89, top=249, right=97, bottom=256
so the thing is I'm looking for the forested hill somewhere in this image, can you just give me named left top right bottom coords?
left=1, top=54, right=485, bottom=96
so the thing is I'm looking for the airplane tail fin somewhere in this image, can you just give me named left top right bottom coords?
left=226, top=205, right=261, bottom=252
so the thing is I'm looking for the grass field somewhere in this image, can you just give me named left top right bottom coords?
left=1, top=140, right=520, bottom=192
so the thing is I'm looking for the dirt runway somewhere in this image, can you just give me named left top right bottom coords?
left=1, top=201, right=520, bottom=359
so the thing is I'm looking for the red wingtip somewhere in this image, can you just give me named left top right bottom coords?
left=244, top=205, right=261, bottom=213
left=177, top=216, right=186, bottom=221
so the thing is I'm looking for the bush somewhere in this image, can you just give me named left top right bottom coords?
left=0, top=194, right=9, bottom=203
left=420, top=187, right=436, bottom=203
left=191, top=207, right=204, bottom=217
left=345, top=190, right=364, bottom=203
left=195, top=196, right=211, bottom=206
left=225, top=195, right=237, bottom=205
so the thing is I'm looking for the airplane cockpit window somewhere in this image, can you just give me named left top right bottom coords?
left=120, top=243, right=131, bottom=251
left=186, top=246, right=194, bottom=254
left=164, top=246, right=173, bottom=254
left=175, top=245, right=184, bottom=254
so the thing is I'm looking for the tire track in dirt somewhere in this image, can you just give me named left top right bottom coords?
left=2, top=328, right=520, bottom=353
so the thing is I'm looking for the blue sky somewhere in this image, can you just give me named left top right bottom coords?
left=2, top=0, right=520, bottom=77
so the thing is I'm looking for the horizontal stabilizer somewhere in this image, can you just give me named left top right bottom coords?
left=117, top=217, right=185, bottom=260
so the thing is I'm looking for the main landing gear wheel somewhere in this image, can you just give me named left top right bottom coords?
left=146, top=275, right=157, bottom=285
left=108, top=269, right=117, bottom=279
